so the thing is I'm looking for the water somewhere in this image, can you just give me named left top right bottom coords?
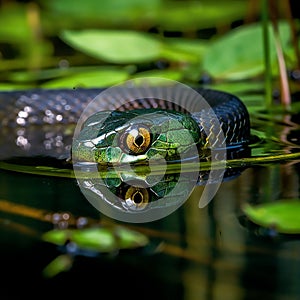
left=0, top=101, right=300, bottom=299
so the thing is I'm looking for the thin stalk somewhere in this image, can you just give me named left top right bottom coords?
left=282, top=0, right=300, bottom=69
left=272, top=24, right=291, bottom=110
left=261, top=0, right=273, bottom=109
left=269, top=0, right=291, bottom=110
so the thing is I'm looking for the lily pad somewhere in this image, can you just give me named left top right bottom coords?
left=242, top=200, right=300, bottom=234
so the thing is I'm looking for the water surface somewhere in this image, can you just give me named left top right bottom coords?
left=0, top=94, right=300, bottom=300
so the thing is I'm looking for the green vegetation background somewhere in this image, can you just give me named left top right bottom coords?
left=0, top=0, right=298, bottom=99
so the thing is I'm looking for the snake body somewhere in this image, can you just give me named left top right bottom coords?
left=0, top=87, right=250, bottom=165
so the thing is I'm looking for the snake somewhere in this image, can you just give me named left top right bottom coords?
left=0, top=86, right=250, bottom=166
left=0, top=86, right=251, bottom=212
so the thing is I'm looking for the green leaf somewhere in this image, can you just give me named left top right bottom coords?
left=0, top=84, right=34, bottom=91
left=0, top=3, right=31, bottom=42
left=242, top=200, right=300, bottom=234
left=115, top=226, right=149, bottom=249
left=132, top=69, right=183, bottom=82
left=43, top=0, right=245, bottom=32
left=158, top=1, right=247, bottom=31
left=42, top=69, right=129, bottom=88
left=203, top=22, right=292, bottom=80
left=205, top=81, right=264, bottom=95
left=42, top=229, right=71, bottom=246
left=161, top=38, right=208, bottom=63
left=0, top=3, right=53, bottom=62
left=60, top=29, right=162, bottom=64
left=42, top=226, right=149, bottom=253
left=72, top=228, right=117, bottom=252
left=44, top=0, right=161, bottom=27
left=42, top=254, right=73, bottom=278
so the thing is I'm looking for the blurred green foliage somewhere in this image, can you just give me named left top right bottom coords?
left=42, top=225, right=150, bottom=277
left=0, top=0, right=299, bottom=90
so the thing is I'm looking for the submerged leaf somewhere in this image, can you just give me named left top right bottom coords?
left=42, top=229, right=71, bottom=246
left=42, top=225, right=149, bottom=253
left=115, top=226, right=149, bottom=249
left=242, top=200, right=300, bottom=234
left=42, top=254, right=73, bottom=278
left=71, top=228, right=117, bottom=252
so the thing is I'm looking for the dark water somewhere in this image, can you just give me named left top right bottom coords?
left=0, top=109, right=300, bottom=300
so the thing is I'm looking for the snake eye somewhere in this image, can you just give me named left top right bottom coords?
left=124, top=186, right=149, bottom=209
left=121, top=125, right=151, bottom=154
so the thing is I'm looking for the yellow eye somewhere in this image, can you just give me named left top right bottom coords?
left=124, top=126, right=151, bottom=154
left=124, top=186, right=149, bottom=209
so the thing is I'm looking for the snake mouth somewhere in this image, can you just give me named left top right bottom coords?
left=72, top=144, right=195, bottom=166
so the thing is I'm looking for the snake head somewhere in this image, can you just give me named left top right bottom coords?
left=72, top=109, right=201, bottom=165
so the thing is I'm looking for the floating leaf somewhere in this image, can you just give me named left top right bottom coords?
left=203, top=22, right=292, bottom=80
left=61, top=29, right=162, bottom=64
left=242, top=200, right=300, bottom=234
